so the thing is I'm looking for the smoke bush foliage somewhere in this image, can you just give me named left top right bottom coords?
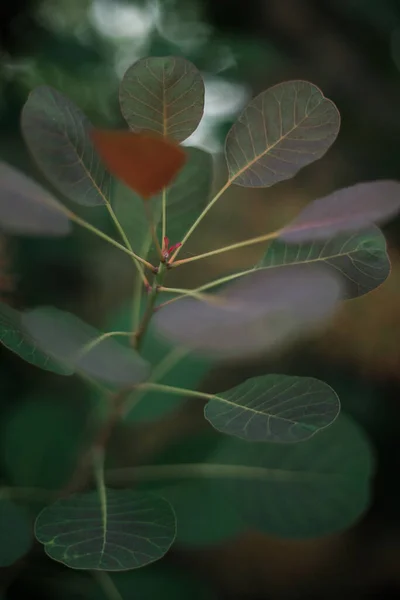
left=0, top=55, right=396, bottom=583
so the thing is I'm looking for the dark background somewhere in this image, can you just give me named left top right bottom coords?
left=1, top=1, right=400, bottom=598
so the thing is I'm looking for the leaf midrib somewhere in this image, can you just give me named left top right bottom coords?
left=228, top=93, right=328, bottom=183
left=259, top=244, right=380, bottom=270
left=211, top=392, right=335, bottom=429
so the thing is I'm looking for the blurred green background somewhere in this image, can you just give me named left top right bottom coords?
left=1, top=0, right=400, bottom=598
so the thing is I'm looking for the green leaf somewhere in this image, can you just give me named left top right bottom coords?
left=119, top=56, right=204, bottom=142
left=0, top=396, right=88, bottom=490
left=21, top=85, right=111, bottom=206
left=213, top=414, right=374, bottom=538
left=0, top=162, right=71, bottom=236
left=35, top=490, right=176, bottom=570
left=113, top=146, right=212, bottom=259
left=0, top=302, right=72, bottom=375
left=259, top=227, right=390, bottom=298
left=153, top=264, right=343, bottom=360
left=204, top=374, right=340, bottom=442
left=111, top=415, right=373, bottom=540
left=225, top=80, right=340, bottom=187
left=280, top=181, right=400, bottom=242
left=0, top=499, right=33, bottom=566
left=21, top=307, right=150, bottom=386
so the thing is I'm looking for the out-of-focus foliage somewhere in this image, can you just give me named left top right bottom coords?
left=1, top=0, right=400, bottom=598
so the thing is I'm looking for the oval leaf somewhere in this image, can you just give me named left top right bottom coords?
left=119, top=56, right=204, bottom=142
left=0, top=499, right=33, bottom=566
left=21, top=307, right=150, bottom=386
left=280, top=181, right=400, bottom=242
left=0, top=162, right=71, bottom=236
left=21, top=85, right=111, bottom=206
left=152, top=264, right=343, bottom=360
left=35, top=490, right=176, bottom=570
left=204, top=374, right=340, bottom=442
left=225, top=80, right=340, bottom=187
left=0, top=302, right=72, bottom=375
left=91, top=129, right=186, bottom=199
left=213, top=414, right=374, bottom=538
left=259, top=227, right=390, bottom=298
left=109, top=415, right=373, bottom=540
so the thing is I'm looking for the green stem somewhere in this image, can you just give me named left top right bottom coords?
left=133, top=262, right=167, bottom=349
left=131, top=233, right=153, bottom=332
left=161, top=188, right=167, bottom=241
left=92, top=446, right=106, bottom=491
left=136, top=381, right=214, bottom=401
left=171, top=228, right=282, bottom=267
left=169, top=179, right=231, bottom=263
left=92, top=572, right=124, bottom=600
left=121, top=346, right=189, bottom=418
left=92, top=446, right=108, bottom=559
left=105, top=463, right=308, bottom=485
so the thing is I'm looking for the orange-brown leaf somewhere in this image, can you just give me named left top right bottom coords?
left=90, top=129, right=186, bottom=199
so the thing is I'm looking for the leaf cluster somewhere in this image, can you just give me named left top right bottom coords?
left=0, top=55, right=394, bottom=581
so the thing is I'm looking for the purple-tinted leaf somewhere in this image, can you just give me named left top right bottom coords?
left=21, top=307, right=150, bottom=386
left=0, top=301, right=72, bottom=375
left=119, top=56, right=204, bottom=142
left=225, top=80, right=340, bottom=188
left=280, top=181, right=400, bottom=243
left=204, top=374, right=340, bottom=442
left=21, top=86, right=111, bottom=206
left=0, top=162, right=71, bottom=236
left=260, top=227, right=390, bottom=298
left=152, top=264, right=343, bottom=361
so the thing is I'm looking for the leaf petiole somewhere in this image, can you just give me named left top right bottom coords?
left=169, top=179, right=231, bottom=263
left=157, top=286, right=227, bottom=306
left=105, top=463, right=297, bottom=485
left=122, top=346, right=190, bottom=418
left=135, top=381, right=214, bottom=401
left=157, top=269, right=255, bottom=308
left=92, top=572, right=124, bottom=600
left=64, top=207, right=154, bottom=278
left=105, top=202, right=150, bottom=285
left=170, top=228, right=282, bottom=267
left=74, top=331, right=133, bottom=363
